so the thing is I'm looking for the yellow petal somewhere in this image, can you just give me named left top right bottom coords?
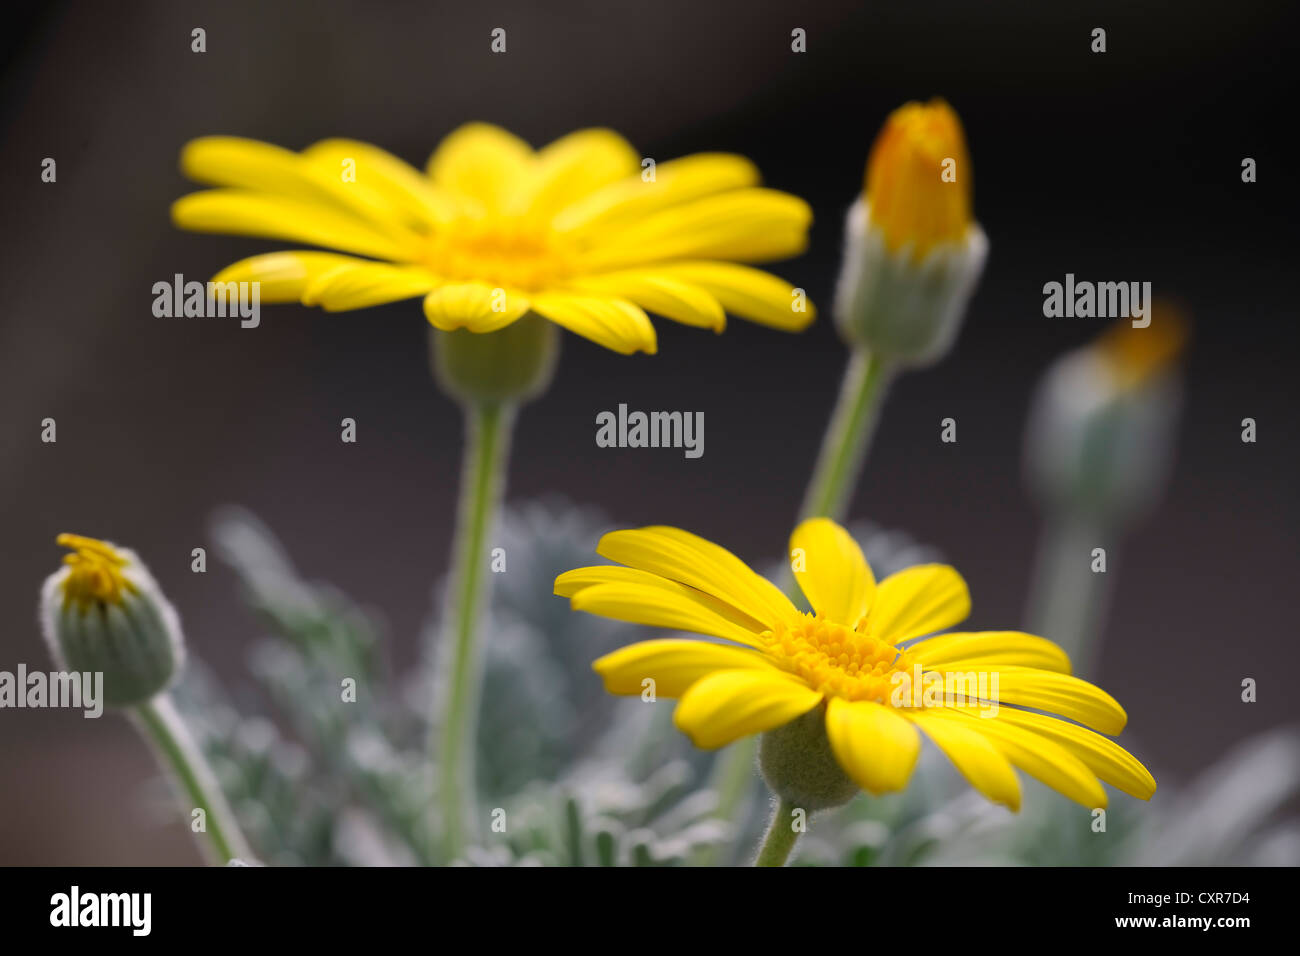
left=652, top=262, right=816, bottom=331
left=181, top=136, right=315, bottom=191
left=180, top=136, right=422, bottom=238
left=301, top=262, right=439, bottom=311
left=302, top=138, right=464, bottom=226
left=983, top=708, right=1156, bottom=799
left=519, top=128, right=640, bottom=218
left=568, top=580, right=769, bottom=649
left=555, top=565, right=772, bottom=636
left=923, top=708, right=1106, bottom=809
left=907, top=631, right=1071, bottom=673
left=976, top=666, right=1128, bottom=736
left=789, top=518, right=876, bottom=624
left=824, top=697, right=920, bottom=795
left=871, top=564, right=971, bottom=644
left=564, top=272, right=725, bottom=331
left=211, top=251, right=368, bottom=302
left=425, top=122, right=534, bottom=212
left=554, top=564, right=653, bottom=598
left=673, top=670, right=822, bottom=749
left=905, top=710, right=1022, bottom=810
left=553, top=152, right=761, bottom=233
left=172, top=190, right=414, bottom=261
left=529, top=293, right=656, bottom=355
left=596, top=526, right=799, bottom=632
left=592, top=638, right=781, bottom=698
left=422, top=282, right=530, bottom=332
left=580, top=189, right=812, bottom=270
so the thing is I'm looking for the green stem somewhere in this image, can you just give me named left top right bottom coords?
left=799, top=348, right=894, bottom=520
left=131, top=693, right=252, bottom=864
left=754, top=798, right=801, bottom=867
left=436, top=399, right=514, bottom=861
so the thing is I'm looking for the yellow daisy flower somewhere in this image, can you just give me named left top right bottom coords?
left=556, top=517, right=1155, bottom=811
left=172, top=123, right=816, bottom=354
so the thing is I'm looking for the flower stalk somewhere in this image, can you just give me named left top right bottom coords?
left=799, top=349, right=895, bottom=520
left=435, top=398, right=515, bottom=861
left=754, top=798, right=802, bottom=867
left=1024, top=516, right=1115, bottom=678
left=131, top=694, right=252, bottom=864
left=429, top=316, right=556, bottom=860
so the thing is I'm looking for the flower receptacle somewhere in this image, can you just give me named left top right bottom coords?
left=430, top=312, right=560, bottom=406
left=759, top=704, right=859, bottom=813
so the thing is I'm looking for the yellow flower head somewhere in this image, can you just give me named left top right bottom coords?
left=56, top=533, right=136, bottom=610
left=172, top=124, right=817, bottom=354
left=864, top=99, right=973, bottom=259
left=556, top=518, right=1155, bottom=811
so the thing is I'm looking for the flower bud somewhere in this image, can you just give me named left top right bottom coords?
left=833, top=99, right=987, bottom=366
left=40, top=534, right=185, bottom=708
left=1024, top=308, right=1187, bottom=524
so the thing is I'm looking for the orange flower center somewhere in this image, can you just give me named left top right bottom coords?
left=423, top=215, right=577, bottom=290
left=760, top=613, right=918, bottom=703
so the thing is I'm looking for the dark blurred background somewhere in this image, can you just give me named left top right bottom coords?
left=2, top=0, right=1296, bottom=863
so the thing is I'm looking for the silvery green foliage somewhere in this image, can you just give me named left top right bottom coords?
left=171, top=507, right=435, bottom=865
left=460, top=498, right=638, bottom=800
left=1120, top=727, right=1300, bottom=867
left=463, top=757, right=730, bottom=866
left=170, top=665, right=351, bottom=866
left=171, top=500, right=728, bottom=865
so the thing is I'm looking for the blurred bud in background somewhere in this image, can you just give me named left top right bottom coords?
left=1022, top=305, right=1188, bottom=674
left=1025, top=307, right=1187, bottom=526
